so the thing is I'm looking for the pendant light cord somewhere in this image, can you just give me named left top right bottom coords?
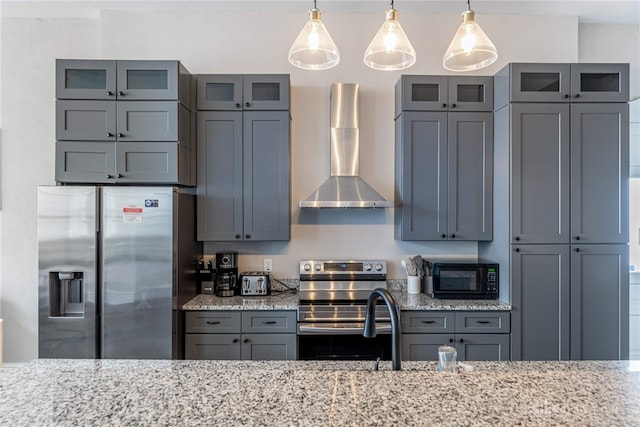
left=313, top=0, right=317, bottom=9
left=467, top=0, right=471, bottom=11
left=391, top=0, right=395, bottom=9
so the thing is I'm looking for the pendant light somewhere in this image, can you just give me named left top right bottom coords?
left=442, top=0, right=498, bottom=72
left=288, top=0, right=340, bottom=70
left=363, top=0, right=416, bottom=71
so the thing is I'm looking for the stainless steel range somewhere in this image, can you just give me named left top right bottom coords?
left=297, top=260, right=393, bottom=360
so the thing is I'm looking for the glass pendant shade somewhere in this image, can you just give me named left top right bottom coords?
left=364, top=8, right=416, bottom=71
left=443, top=9, right=498, bottom=72
left=288, top=8, right=340, bottom=70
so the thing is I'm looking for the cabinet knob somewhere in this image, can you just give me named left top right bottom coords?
left=575, top=93, right=581, bottom=98
left=449, top=338, right=454, bottom=343
left=118, top=91, right=124, bottom=96
left=245, top=102, right=251, bottom=108
left=515, top=248, right=520, bottom=253
left=441, top=103, right=447, bottom=108
left=450, top=234, right=456, bottom=238
left=458, top=338, right=464, bottom=343
left=106, top=174, right=113, bottom=179
left=513, top=236, right=520, bottom=241
left=107, top=132, right=114, bottom=137
left=116, top=174, right=123, bottom=178
left=235, top=103, right=241, bottom=108
left=576, top=248, right=581, bottom=252
left=575, top=236, right=580, bottom=241
left=117, top=133, right=125, bottom=138
left=245, top=234, right=251, bottom=239
left=235, top=234, right=241, bottom=239
left=564, top=94, right=569, bottom=99
left=441, top=234, right=447, bottom=239
left=107, top=91, right=114, bottom=96
left=232, top=338, right=238, bottom=343
left=451, top=103, right=457, bottom=108
left=243, top=338, right=249, bottom=343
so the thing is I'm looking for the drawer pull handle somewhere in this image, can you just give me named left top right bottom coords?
left=476, top=320, right=490, bottom=324
left=205, top=321, right=221, bottom=325
left=262, top=321, right=277, bottom=325
left=421, top=320, right=436, bottom=324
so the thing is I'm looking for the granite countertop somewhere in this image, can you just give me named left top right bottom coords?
left=1, top=359, right=639, bottom=426
left=183, top=282, right=512, bottom=312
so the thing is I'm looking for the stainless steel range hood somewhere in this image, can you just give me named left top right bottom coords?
left=299, top=83, right=394, bottom=208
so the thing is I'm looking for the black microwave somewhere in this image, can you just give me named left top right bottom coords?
left=431, top=261, right=498, bottom=299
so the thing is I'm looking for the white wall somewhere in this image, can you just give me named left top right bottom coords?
left=2, top=3, right=636, bottom=362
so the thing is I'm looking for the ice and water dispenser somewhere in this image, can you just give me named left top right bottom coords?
left=49, top=272, right=84, bottom=318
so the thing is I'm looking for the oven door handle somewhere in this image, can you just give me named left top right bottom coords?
left=297, top=322, right=392, bottom=335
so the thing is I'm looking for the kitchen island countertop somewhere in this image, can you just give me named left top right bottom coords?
left=1, top=359, right=638, bottom=426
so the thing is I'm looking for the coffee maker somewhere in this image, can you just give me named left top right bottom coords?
left=216, top=252, right=238, bottom=297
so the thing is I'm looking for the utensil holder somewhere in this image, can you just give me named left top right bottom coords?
left=407, top=276, right=421, bottom=294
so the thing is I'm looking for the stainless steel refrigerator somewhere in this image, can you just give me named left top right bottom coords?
left=38, top=186, right=201, bottom=359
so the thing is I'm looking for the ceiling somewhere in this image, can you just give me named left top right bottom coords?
left=1, top=0, right=639, bottom=24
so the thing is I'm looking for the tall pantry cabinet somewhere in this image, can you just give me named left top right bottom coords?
left=480, top=63, right=630, bottom=360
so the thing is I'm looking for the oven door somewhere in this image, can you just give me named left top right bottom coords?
left=297, top=324, right=392, bottom=360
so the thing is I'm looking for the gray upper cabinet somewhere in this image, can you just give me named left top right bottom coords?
left=197, top=74, right=290, bottom=111
left=570, top=103, right=629, bottom=243
left=394, top=110, right=492, bottom=241
left=55, top=59, right=194, bottom=185
left=395, top=75, right=492, bottom=114
left=570, top=244, right=629, bottom=360
left=510, top=103, right=571, bottom=244
left=495, top=63, right=629, bottom=107
left=196, top=76, right=291, bottom=242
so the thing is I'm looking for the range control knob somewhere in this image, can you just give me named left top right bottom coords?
left=315, top=263, right=322, bottom=271
left=303, top=263, right=311, bottom=272
left=364, top=263, right=372, bottom=271
left=375, top=263, right=384, bottom=271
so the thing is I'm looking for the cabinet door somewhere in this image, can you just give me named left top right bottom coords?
left=511, top=244, right=570, bottom=361
left=447, top=112, right=493, bottom=240
left=243, top=111, right=290, bottom=241
left=511, top=103, right=570, bottom=243
left=197, top=75, right=243, bottom=111
left=447, top=76, right=493, bottom=111
left=56, top=59, right=117, bottom=100
left=455, top=334, right=510, bottom=361
left=240, top=334, right=297, bottom=360
left=401, top=333, right=453, bottom=361
left=397, top=75, right=448, bottom=111
left=115, top=142, right=179, bottom=183
left=509, top=63, right=571, bottom=103
left=570, top=244, right=629, bottom=360
left=243, top=75, right=290, bottom=110
left=570, top=63, right=629, bottom=103
left=55, top=141, right=116, bottom=183
left=56, top=100, right=116, bottom=141
left=185, top=334, right=241, bottom=360
left=116, top=60, right=179, bottom=100
left=570, top=103, right=629, bottom=244
left=116, top=101, right=179, bottom=141
left=196, top=111, right=244, bottom=241
left=395, top=112, right=448, bottom=240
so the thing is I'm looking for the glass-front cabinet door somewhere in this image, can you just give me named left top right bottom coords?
left=243, top=75, right=290, bottom=110
left=570, top=63, right=629, bottom=103
left=396, top=75, right=448, bottom=112
left=56, top=59, right=117, bottom=100
left=116, top=60, right=179, bottom=101
left=197, top=75, right=244, bottom=111
left=510, top=63, right=571, bottom=103
left=448, top=76, right=493, bottom=111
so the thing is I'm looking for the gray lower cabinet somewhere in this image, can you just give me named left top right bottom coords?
left=185, top=310, right=297, bottom=360
left=511, top=244, right=629, bottom=361
left=197, top=110, right=290, bottom=241
left=401, top=311, right=510, bottom=361
left=394, top=111, right=492, bottom=241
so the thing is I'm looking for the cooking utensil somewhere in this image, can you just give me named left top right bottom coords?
left=413, top=255, right=424, bottom=278
left=405, top=258, right=417, bottom=276
left=401, top=259, right=408, bottom=275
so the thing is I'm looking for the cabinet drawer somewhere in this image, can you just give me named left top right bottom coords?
left=455, top=312, right=510, bottom=333
left=185, top=311, right=241, bottom=333
left=401, top=311, right=455, bottom=333
left=241, top=311, right=296, bottom=333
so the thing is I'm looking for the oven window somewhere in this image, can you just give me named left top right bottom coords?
left=438, top=269, right=480, bottom=291
left=298, top=334, right=391, bottom=361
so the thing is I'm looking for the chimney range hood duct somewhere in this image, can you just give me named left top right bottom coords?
left=299, top=83, right=394, bottom=208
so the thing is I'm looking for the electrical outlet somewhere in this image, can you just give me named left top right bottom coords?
left=264, top=258, right=273, bottom=272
